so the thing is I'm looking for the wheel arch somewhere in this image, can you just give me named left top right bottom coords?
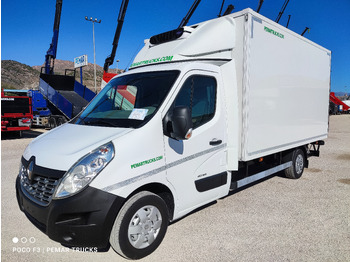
left=282, top=145, right=309, bottom=167
left=126, top=183, right=175, bottom=221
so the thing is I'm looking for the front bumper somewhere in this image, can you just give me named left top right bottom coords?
left=16, top=177, right=125, bottom=249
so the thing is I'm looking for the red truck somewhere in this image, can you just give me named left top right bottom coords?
left=1, top=90, right=33, bottom=137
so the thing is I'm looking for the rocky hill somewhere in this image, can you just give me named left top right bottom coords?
left=1, top=59, right=122, bottom=92
left=1, top=60, right=40, bottom=90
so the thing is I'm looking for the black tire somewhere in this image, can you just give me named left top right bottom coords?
left=14, top=131, right=22, bottom=138
left=48, top=117, right=56, bottom=129
left=110, top=191, right=169, bottom=259
left=56, top=117, right=66, bottom=126
left=284, top=148, right=305, bottom=179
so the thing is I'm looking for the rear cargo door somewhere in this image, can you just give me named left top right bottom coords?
left=163, top=70, right=228, bottom=217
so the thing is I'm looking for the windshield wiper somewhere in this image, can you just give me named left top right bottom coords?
left=87, top=120, right=119, bottom=127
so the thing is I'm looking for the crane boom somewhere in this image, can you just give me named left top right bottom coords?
left=218, top=0, right=225, bottom=17
left=256, top=0, right=264, bottom=13
left=178, top=0, right=201, bottom=28
left=275, top=0, right=290, bottom=23
left=45, top=0, right=63, bottom=75
left=103, top=0, right=130, bottom=72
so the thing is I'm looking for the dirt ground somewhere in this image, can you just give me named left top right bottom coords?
left=1, top=115, right=350, bottom=262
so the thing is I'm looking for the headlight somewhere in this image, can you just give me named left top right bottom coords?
left=18, top=163, right=26, bottom=182
left=54, top=142, right=115, bottom=199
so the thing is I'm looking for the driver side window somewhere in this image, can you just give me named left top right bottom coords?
left=174, top=75, right=217, bottom=129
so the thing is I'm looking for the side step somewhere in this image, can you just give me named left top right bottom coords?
left=230, top=161, right=292, bottom=191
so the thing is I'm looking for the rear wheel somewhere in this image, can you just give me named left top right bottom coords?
left=48, top=117, right=56, bottom=129
left=110, top=191, right=169, bottom=259
left=56, top=117, right=66, bottom=126
left=284, top=148, right=305, bottom=179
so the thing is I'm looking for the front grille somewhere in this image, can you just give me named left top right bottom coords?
left=20, top=167, right=59, bottom=206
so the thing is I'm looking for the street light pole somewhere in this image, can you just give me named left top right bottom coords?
left=85, top=16, right=101, bottom=93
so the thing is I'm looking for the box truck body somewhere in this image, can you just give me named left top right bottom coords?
left=16, top=8, right=330, bottom=259
left=234, top=10, right=330, bottom=164
left=131, top=8, right=330, bottom=167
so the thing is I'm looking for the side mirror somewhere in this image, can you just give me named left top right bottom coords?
left=169, top=106, right=193, bottom=140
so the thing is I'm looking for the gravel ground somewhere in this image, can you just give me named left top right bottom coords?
left=2, top=115, right=350, bottom=262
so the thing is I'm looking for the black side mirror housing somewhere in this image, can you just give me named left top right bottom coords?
left=166, top=106, right=193, bottom=140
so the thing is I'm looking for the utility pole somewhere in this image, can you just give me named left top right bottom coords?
left=85, top=16, right=101, bottom=93
left=116, top=60, right=120, bottom=72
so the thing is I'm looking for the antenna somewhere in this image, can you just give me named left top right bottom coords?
left=223, top=4, right=234, bottom=16
left=218, top=0, right=225, bottom=17
left=275, top=0, right=290, bottom=23
left=301, top=27, right=310, bottom=36
left=286, top=15, right=291, bottom=28
left=256, top=0, right=264, bottom=13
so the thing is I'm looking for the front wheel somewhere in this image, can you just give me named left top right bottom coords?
left=110, top=191, right=169, bottom=259
left=284, top=148, right=305, bottom=179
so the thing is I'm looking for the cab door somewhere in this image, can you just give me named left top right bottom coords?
left=163, top=70, right=228, bottom=218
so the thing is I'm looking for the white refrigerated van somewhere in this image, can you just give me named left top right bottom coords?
left=16, top=8, right=331, bottom=259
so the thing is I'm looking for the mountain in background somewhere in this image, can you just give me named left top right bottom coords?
left=1, top=59, right=122, bottom=92
left=1, top=59, right=349, bottom=100
left=1, top=60, right=40, bottom=90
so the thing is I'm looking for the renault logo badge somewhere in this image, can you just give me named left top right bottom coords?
left=27, top=161, right=34, bottom=182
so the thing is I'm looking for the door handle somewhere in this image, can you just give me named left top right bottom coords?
left=209, top=138, right=222, bottom=146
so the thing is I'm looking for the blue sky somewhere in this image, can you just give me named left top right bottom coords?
left=1, top=0, right=349, bottom=93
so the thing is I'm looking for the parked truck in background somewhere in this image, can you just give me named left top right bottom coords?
left=38, top=71, right=96, bottom=128
left=16, top=8, right=331, bottom=259
left=32, top=0, right=96, bottom=128
left=1, top=90, right=33, bottom=137
left=1, top=89, right=50, bottom=127
left=27, top=90, right=51, bottom=127
left=1, top=87, right=94, bottom=129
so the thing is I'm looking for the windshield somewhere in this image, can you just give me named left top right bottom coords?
left=72, top=70, right=180, bottom=128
